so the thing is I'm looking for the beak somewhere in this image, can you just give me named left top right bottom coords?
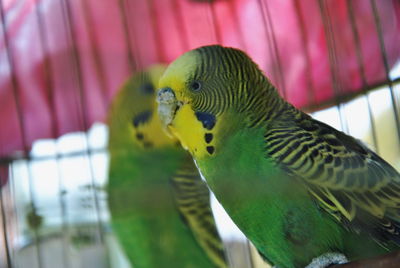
left=157, top=87, right=181, bottom=127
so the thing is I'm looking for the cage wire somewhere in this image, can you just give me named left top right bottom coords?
left=0, top=0, right=400, bottom=267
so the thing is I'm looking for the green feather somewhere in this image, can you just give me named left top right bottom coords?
left=157, top=45, right=400, bottom=268
left=107, top=65, right=227, bottom=268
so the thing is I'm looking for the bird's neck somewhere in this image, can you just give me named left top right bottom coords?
left=240, top=81, right=298, bottom=128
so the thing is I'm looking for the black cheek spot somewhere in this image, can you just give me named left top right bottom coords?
left=206, top=146, right=215, bottom=155
left=133, top=110, right=152, bottom=128
left=136, top=132, right=144, bottom=140
left=205, top=133, right=213, bottom=143
left=195, top=112, right=216, bottom=130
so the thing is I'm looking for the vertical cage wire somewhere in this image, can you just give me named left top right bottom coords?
left=0, top=0, right=399, bottom=267
left=0, top=165, right=12, bottom=268
left=118, top=0, right=138, bottom=71
left=293, top=0, right=316, bottom=106
left=317, top=0, right=350, bottom=134
left=58, top=0, right=105, bottom=245
left=346, top=0, right=379, bottom=152
left=0, top=0, right=45, bottom=266
left=259, top=0, right=287, bottom=99
left=370, top=0, right=400, bottom=141
left=33, top=1, right=70, bottom=267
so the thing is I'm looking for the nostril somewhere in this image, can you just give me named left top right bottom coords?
left=159, top=87, right=170, bottom=93
left=157, top=87, right=176, bottom=104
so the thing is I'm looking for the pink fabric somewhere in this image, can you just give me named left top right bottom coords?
left=0, top=0, right=399, bottom=159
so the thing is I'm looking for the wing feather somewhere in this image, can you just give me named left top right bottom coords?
left=264, top=114, right=400, bottom=245
left=170, top=155, right=228, bottom=268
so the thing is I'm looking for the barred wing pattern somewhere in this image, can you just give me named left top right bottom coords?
left=264, top=113, right=400, bottom=245
left=171, top=156, right=228, bottom=268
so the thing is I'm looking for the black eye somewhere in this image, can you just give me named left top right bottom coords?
left=190, top=81, right=202, bottom=92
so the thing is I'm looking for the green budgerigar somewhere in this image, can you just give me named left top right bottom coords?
left=157, top=45, right=400, bottom=268
left=107, top=65, right=227, bottom=268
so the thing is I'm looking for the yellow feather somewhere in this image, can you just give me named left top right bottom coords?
left=168, top=104, right=211, bottom=159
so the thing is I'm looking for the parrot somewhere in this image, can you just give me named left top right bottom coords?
left=156, top=45, right=400, bottom=268
left=107, top=64, right=227, bottom=268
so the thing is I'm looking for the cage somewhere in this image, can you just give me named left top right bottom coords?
left=0, top=0, right=400, bottom=267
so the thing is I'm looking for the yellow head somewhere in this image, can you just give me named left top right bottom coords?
left=108, top=64, right=177, bottom=150
left=157, top=45, right=281, bottom=159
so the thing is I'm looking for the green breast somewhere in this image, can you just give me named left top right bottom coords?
left=108, top=145, right=216, bottom=268
left=196, top=127, right=346, bottom=268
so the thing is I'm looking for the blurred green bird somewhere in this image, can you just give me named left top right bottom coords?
left=107, top=65, right=227, bottom=268
left=157, top=45, right=400, bottom=268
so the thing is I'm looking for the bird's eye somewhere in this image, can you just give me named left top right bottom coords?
left=190, top=81, right=202, bottom=92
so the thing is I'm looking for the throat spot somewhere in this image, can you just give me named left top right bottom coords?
left=132, top=110, right=152, bottom=128
left=195, top=111, right=216, bottom=130
left=206, top=146, right=215, bottom=155
left=133, top=130, right=154, bottom=149
left=193, top=111, right=217, bottom=156
left=205, top=133, right=213, bottom=143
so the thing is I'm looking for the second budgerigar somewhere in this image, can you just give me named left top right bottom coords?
left=107, top=65, right=227, bottom=268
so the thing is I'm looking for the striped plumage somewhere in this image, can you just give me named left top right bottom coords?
left=181, top=45, right=280, bottom=120
left=171, top=157, right=227, bottom=267
left=263, top=109, right=400, bottom=246
left=157, top=45, right=400, bottom=267
left=107, top=65, right=227, bottom=268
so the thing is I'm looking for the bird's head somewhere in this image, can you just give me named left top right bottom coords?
left=108, top=64, right=177, bottom=150
left=157, top=45, right=282, bottom=158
